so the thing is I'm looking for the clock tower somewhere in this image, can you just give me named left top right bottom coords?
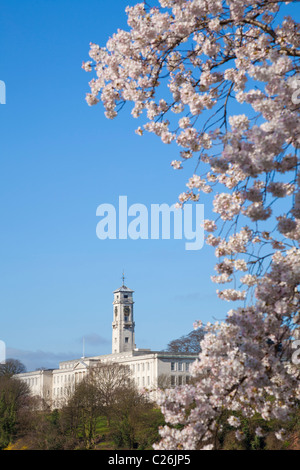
left=112, top=275, right=135, bottom=354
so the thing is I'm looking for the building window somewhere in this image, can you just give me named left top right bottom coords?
left=124, top=294, right=128, bottom=298
left=178, top=362, right=183, bottom=371
left=171, top=362, right=175, bottom=371
left=178, top=376, right=183, bottom=385
left=124, top=306, right=130, bottom=321
left=171, top=376, right=176, bottom=387
left=125, top=337, right=129, bottom=343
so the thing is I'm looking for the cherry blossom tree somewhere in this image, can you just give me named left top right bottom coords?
left=83, top=0, right=300, bottom=449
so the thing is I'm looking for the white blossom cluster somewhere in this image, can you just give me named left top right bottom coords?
left=84, top=0, right=300, bottom=450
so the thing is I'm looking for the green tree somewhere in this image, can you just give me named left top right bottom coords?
left=110, top=385, right=161, bottom=449
left=62, top=379, right=100, bottom=449
left=0, top=376, right=29, bottom=449
left=61, top=363, right=132, bottom=448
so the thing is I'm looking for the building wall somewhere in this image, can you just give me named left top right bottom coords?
left=15, top=350, right=198, bottom=408
left=14, top=284, right=198, bottom=406
left=16, top=369, right=53, bottom=406
left=112, top=288, right=135, bottom=353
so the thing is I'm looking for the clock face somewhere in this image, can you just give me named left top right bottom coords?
left=124, top=306, right=130, bottom=315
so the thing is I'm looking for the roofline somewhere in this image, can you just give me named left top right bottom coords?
left=113, top=286, right=134, bottom=293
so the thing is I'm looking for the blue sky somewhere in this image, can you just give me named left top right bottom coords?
left=1, top=0, right=296, bottom=371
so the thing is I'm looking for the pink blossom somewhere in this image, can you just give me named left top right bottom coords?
left=85, top=0, right=300, bottom=450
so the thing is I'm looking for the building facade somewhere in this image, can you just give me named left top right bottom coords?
left=16, top=281, right=198, bottom=407
left=112, top=284, right=135, bottom=353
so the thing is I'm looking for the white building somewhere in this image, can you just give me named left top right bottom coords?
left=16, top=281, right=198, bottom=407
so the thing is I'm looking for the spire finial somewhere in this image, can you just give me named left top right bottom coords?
left=122, top=270, right=125, bottom=286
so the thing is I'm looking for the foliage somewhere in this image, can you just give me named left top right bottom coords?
left=0, top=375, right=30, bottom=449
left=109, top=385, right=164, bottom=449
left=57, top=362, right=164, bottom=450
left=83, top=0, right=300, bottom=450
left=166, top=329, right=206, bottom=353
left=0, top=359, right=26, bottom=378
